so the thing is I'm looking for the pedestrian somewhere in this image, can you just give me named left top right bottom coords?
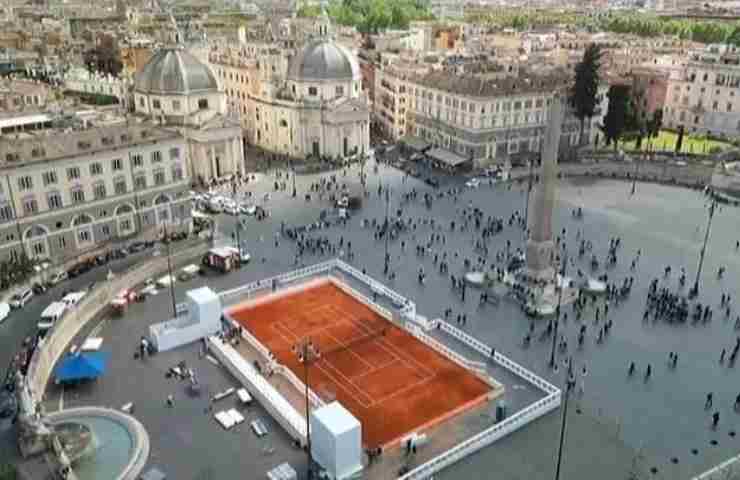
left=712, top=411, right=720, bottom=429
left=628, top=362, right=635, bottom=376
left=166, top=395, right=174, bottom=407
left=705, top=392, right=713, bottom=410
left=645, top=364, right=652, bottom=381
left=721, top=348, right=726, bottom=363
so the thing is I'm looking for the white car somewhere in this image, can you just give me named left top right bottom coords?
left=0, top=302, right=10, bottom=324
left=465, top=178, right=481, bottom=188
left=240, top=204, right=257, bottom=216
left=223, top=202, right=239, bottom=215
left=48, top=270, right=68, bottom=286
left=10, top=288, right=33, bottom=309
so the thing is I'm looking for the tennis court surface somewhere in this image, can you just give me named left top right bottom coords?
left=228, top=279, right=494, bottom=448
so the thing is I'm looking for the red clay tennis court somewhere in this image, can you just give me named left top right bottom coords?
left=228, top=279, right=494, bottom=449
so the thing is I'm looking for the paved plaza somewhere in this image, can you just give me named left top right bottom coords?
left=3, top=158, right=740, bottom=479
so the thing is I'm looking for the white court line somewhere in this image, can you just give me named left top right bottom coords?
left=313, top=359, right=375, bottom=408
left=323, top=329, right=374, bottom=370
left=350, top=358, right=399, bottom=380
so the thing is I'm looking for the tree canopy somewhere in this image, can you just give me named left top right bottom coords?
left=298, top=0, right=435, bottom=33
left=601, top=84, right=632, bottom=150
left=465, top=9, right=740, bottom=46
left=570, top=43, right=603, bottom=145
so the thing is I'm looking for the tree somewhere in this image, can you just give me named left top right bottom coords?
left=647, top=109, right=663, bottom=139
left=675, top=125, right=685, bottom=153
left=570, top=43, right=603, bottom=146
left=601, top=84, right=631, bottom=152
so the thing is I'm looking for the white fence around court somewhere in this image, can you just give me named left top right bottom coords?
left=213, top=259, right=562, bottom=480
left=693, top=453, right=740, bottom=480
left=208, top=336, right=308, bottom=446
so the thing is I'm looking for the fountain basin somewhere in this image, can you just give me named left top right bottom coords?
left=46, top=407, right=149, bottom=480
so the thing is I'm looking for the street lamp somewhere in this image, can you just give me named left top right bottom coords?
left=690, top=197, right=717, bottom=297
left=554, top=356, right=576, bottom=480
left=231, top=177, right=242, bottom=261
left=293, top=337, right=320, bottom=480
left=291, top=160, right=297, bottom=198
left=549, top=247, right=568, bottom=369
left=383, top=186, right=391, bottom=275
left=162, top=222, right=178, bottom=318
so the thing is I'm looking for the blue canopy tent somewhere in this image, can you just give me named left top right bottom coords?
left=55, top=352, right=110, bottom=383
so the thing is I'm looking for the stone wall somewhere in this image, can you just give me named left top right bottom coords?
left=26, top=242, right=210, bottom=406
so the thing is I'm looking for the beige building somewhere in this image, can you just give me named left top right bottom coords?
left=663, top=44, right=740, bottom=139
left=0, top=123, right=191, bottom=263
left=134, top=46, right=244, bottom=183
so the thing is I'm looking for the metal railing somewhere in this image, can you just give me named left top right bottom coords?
left=693, top=452, right=740, bottom=480
left=397, top=392, right=561, bottom=480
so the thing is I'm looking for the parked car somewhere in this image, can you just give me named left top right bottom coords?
left=425, top=177, right=440, bottom=188
left=223, top=202, right=239, bottom=215
left=240, top=204, right=257, bottom=216
left=47, top=270, right=68, bottom=286
left=128, top=241, right=147, bottom=253
left=0, top=302, right=10, bottom=323
left=465, top=178, right=481, bottom=189
left=10, top=288, right=33, bottom=309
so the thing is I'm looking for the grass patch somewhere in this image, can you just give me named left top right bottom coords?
left=0, top=464, right=18, bottom=480
left=621, top=130, right=732, bottom=154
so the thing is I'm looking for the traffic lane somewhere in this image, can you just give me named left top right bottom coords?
left=0, top=246, right=168, bottom=371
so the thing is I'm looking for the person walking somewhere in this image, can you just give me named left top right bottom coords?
left=705, top=392, right=714, bottom=410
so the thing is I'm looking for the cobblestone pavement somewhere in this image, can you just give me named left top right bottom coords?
left=4, top=157, right=740, bottom=479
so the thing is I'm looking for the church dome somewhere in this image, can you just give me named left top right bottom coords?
left=135, top=47, right=218, bottom=95
left=287, top=40, right=360, bottom=82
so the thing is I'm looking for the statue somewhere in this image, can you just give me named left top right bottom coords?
left=15, top=372, right=54, bottom=458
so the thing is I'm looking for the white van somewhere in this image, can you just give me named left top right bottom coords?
left=38, top=301, right=67, bottom=330
left=10, top=288, right=33, bottom=309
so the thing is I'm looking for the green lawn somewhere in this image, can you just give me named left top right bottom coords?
left=621, top=130, right=733, bottom=154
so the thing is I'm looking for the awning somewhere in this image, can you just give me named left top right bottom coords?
left=55, top=351, right=110, bottom=382
left=426, top=148, right=470, bottom=167
left=401, top=136, right=431, bottom=152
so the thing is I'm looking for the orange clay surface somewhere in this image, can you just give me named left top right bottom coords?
left=228, top=281, right=492, bottom=448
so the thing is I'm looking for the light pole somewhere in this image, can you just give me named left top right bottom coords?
left=293, top=337, right=320, bottom=480
left=232, top=177, right=242, bottom=260
left=690, top=197, right=717, bottom=297
left=292, top=162, right=297, bottom=198
left=163, top=222, right=177, bottom=318
left=549, top=247, right=568, bottom=369
left=383, top=186, right=391, bottom=275
left=554, top=356, right=576, bottom=480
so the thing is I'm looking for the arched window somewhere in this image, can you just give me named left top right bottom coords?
left=154, top=194, right=171, bottom=205
left=115, top=203, right=134, bottom=216
left=71, top=213, right=94, bottom=227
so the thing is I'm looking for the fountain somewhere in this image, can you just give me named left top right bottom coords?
left=14, top=372, right=149, bottom=480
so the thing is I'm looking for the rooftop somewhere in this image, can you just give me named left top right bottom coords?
left=409, top=69, right=571, bottom=98
left=0, top=123, right=181, bottom=169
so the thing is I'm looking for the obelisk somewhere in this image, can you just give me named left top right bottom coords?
left=525, top=94, right=564, bottom=282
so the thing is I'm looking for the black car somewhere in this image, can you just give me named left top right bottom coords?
left=425, top=177, right=440, bottom=188
left=128, top=241, right=147, bottom=253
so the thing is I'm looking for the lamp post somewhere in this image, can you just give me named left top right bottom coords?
left=690, top=197, right=717, bottom=298
left=554, top=356, right=576, bottom=480
left=163, top=222, right=177, bottom=318
left=231, top=177, right=242, bottom=261
left=383, top=186, right=391, bottom=275
left=292, top=161, right=297, bottom=198
left=549, top=247, right=568, bottom=369
left=293, top=337, right=320, bottom=480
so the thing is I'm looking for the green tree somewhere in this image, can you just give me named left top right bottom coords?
left=0, top=463, right=18, bottom=480
left=675, top=124, right=685, bottom=153
left=601, top=84, right=631, bottom=152
left=570, top=43, right=603, bottom=146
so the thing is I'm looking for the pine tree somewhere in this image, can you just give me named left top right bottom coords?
left=601, top=84, right=631, bottom=152
left=570, top=43, right=603, bottom=146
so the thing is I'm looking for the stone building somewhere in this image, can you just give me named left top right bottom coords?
left=133, top=46, right=244, bottom=182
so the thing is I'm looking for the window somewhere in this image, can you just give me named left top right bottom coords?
left=172, top=100, right=181, bottom=111
left=152, top=99, right=161, bottom=109
left=67, top=167, right=80, bottom=180
left=23, top=197, right=38, bottom=215
left=308, top=87, right=318, bottom=96
left=18, top=176, right=33, bottom=190
left=169, top=147, right=180, bottom=159
left=0, top=204, right=13, bottom=222
left=154, top=169, right=165, bottom=186
left=120, top=219, right=132, bottom=232
left=71, top=188, right=85, bottom=204
left=93, top=182, right=106, bottom=200
left=88, top=162, right=102, bottom=176
left=114, top=177, right=127, bottom=195
left=78, top=229, right=90, bottom=243
left=151, top=151, right=162, bottom=163
left=713, top=101, right=719, bottom=111
left=198, top=99, right=209, bottom=110
left=42, top=171, right=57, bottom=186
left=132, top=154, right=143, bottom=168
left=336, top=85, right=344, bottom=96
left=101, top=225, right=110, bottom=237
left=139, top=97, right=145, bottom=107
left=112, top=158, right=123, bottom=171
left=57, top=237, right=66, bottom=249
left=172, top=165, right=183, bottom=181
left=728, top=103, right=733, bottom=113
left=134, top=174, right=147, bottom=190
left=47, top=191, right=63, bottom=209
